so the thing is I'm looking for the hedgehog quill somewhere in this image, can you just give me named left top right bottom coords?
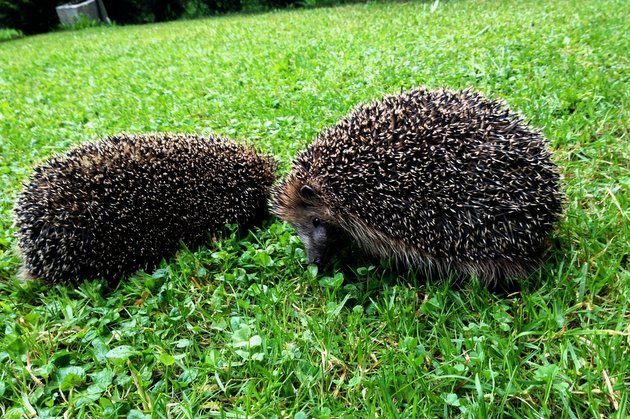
left=14, top=133, right=277, bottom=283
left=273, top=88, right=563, bottom=284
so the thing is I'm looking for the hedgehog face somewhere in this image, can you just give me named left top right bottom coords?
left=274, top=182, right=341, bottom=268
left=292, top=185, right=341, bottom=268
left=294, top=185, right=335, bottom=268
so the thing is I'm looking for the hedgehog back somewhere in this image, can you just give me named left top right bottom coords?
left=295, top=89, right=563, bottom=280
left=14, top=133, right=276, bottom=283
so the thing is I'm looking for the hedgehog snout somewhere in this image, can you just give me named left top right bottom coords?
left=308, top=254, right=324, bottom=268
left=297, top=230, right=325, bottom=267
left=295, top=218, right=341, bottom=269
left=305, top=245, right=327, bottom=269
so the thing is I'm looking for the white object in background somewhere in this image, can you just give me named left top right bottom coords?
left=56, top=0, right=110, bottom=26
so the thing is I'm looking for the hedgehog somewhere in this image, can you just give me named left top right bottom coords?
left=14, top=133, right=277, bottom=284
left=273, top=88, right=563, bottom=284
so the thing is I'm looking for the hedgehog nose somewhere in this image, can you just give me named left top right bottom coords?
left=309, top=256, right=323, bottom=268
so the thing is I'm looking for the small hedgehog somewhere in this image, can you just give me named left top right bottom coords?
left=14, top=133, right=277, bottom=284
left=273, top=88, right=563, bottom=284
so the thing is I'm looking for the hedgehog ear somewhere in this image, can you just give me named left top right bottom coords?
left=299, top=184, right=320, bottom=205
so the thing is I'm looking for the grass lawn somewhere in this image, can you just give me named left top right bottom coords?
left=0, top=0, right=628, bottom=416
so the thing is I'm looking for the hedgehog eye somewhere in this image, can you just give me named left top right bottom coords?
left=312, top=218, right=321, bottom=227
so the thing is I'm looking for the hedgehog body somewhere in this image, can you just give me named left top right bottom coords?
left=14, top=133, right=276, bottom=283
left=273, top=88, right=563, bottom=283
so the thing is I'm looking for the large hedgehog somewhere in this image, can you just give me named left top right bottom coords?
left=14, top=133, right=276, bottom=284
left=273, top=88, right=563, bottom=284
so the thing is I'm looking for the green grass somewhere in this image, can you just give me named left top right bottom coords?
left=0, top=0, right=628, bottom=416
left=0, top=28, right=23, bottom=42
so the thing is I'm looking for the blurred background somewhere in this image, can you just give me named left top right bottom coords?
left=0, top=0, right=350, bottom=37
